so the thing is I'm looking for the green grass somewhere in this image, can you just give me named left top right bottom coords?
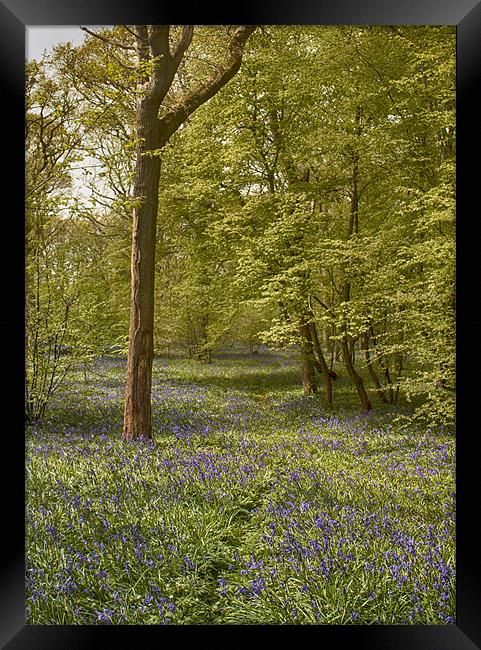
left=26, top=350, right=455, bottom=625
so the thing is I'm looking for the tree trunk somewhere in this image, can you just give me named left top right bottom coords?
left=341, top=338, right=372, bottom=413
left=369, top=323, right=395, bottom=404
left=382, top=361, right=395, bottom=404
left=309, top=321, right=333, bottom=405
left=122, top=25, right=255, bottom=441
left=340, top=278, right=371, bottom=412
left=339, top=104, right=372, bottom=413
left=393, top=352, right=403, bottom=405
left=349, top=337, right=356, bottom=366
left=299, top=323, right=318, bottom=395
left=361, top=332, right=387, bottom=403
left=192, top=313, right=211, bottom=363
left=123, top=101, right=162, bottom=440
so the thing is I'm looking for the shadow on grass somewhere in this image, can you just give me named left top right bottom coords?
left=84, top=352, right=301, bottom=394
left=172, top=367, right=302, bottom=396
left=35, top=352, right=420, bottom=440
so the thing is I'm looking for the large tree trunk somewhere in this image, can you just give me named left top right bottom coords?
left=123, top=101, right=162, bottom=440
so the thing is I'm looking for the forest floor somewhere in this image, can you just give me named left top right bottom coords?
left=25, top=350, right=455, bottom=625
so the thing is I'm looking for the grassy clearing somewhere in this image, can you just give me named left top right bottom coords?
left=26, top=350, right=455, bottom=625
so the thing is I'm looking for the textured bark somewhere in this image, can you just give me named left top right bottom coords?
left=123, top=101, right=161, bottom=440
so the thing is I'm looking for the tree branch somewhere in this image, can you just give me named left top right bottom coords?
left=149, top=25, right=171, bottom=59
left=80, top=26, right=136, bottom=50
left=172, top=25, right=194, bottom=64
left=143, top=26, right=188, bottom=109
left=158, top=25, right=257, bottom=143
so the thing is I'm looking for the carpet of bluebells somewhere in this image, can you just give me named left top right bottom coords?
left=26, top=350, right=455, bottom=625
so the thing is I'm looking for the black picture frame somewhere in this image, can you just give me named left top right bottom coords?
left=1, top=1, right=479, bottom=648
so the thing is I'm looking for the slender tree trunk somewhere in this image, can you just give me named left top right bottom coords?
left=341, top=338, right=372, bottom=412
left=361, top=332, right=387, bottom=403
left=349, top=338, right=356, bottom=366
left=393, top=352, right=403, bottom=405
left=299, top=322, right=318, bottom=395
left=340, top=282, right=371, bottom=412
left=382, top=362, right=395, bottom=404
left=192, top=313, right=211, bottom=363
left=309, top=321, right=332, bottom=405
left=339, top=104, right=372, bottom=413
left=123, top=101, right=162, bottom=440
left=369, top=323, right=395, bottom=404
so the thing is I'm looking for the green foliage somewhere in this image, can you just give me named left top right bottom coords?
left=161, top=25, right=456, bottom=425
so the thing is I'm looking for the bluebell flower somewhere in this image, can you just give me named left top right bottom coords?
left=96, top=608, right=113, bottom=624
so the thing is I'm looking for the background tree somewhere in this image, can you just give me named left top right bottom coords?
left=25, top=57, right=125, bottom=421
left=159, top=25, right=454, bottom=424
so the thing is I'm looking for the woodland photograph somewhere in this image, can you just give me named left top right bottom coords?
left=26, top=24, right=455, bottom=625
